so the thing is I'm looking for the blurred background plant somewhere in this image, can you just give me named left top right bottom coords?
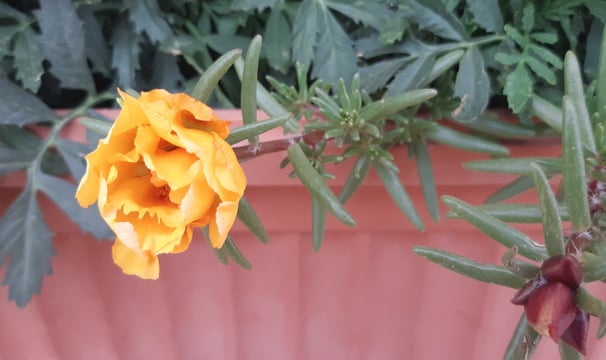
left=0, top=3, right=605, bottom=355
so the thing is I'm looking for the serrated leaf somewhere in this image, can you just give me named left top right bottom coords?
left=406, top=0, right=467, bottom=41
left=54, top=137, right=90, bottom=180
left=0, top=148, right=33, bottom=175
left=465, top=0, right=503, bottom=32
left=35, top=0, right=94, bottom=91
left=452, top=46, right=489, bottom=121
left=521, top=3, right=535, bottom=33
left=110, top=19, right=140, bottom=89
left=495, top=52, right=523, bottom=66
left=12, top=30, right=43, bottom=93
left=0, top=79, right=57, bottom=125
left=0, top=25, right=19, bottom=58
left=311, top=3, right=356, bottom=84
left=263, top=8, right=291, bottom=73
left=504, top=25, right=527, bottom=47
left=149, top=51, right=184, bottom=92
left=325, top=0, right=388, bottom=30
left=386, top=55, right=434, bottom=96
left=0, top=184, right=55, bottom=307
left=37, top=173, right=112, bottom=239
left=529, top=44, right=563, bottom=69
left=78, top=6, right=110, bottom=76
left=205, top=34, right=251, bottom=55
left=530, top=32, right=558, bottom=44
left=231, top=0, right=277, bottom=11
left=526, top=56, right=556, bottom=84
left=125, top=0, right=172, bottom=43
left=359, top=58, right=407, bottom=94
left=292, top=0, right=320, bottom=69
left=504, top=64, right=532, bottom=113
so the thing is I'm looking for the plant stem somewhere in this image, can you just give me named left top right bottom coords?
left=233, top=131, right=324, bottom=160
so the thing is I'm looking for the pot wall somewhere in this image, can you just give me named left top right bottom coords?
left=0, top=111, right=603, bottom=359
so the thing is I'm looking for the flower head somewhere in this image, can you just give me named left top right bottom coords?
left=76, top=89, right=246, bottom=279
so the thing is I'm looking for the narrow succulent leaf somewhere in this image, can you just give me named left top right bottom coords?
left=0, top=183, right=54, bottom=307
left=503, top=314, right=541, bottom=360
left=374, top=160, right=425, bottom=231
left=0, top=79, right=58, bottom=125
left=531, top=95, right=563, bottom=132
left=204, top=229, right=229, bottom=265
left=412, top=247, right=525, bottom=288
left=582, top=253, right=606, bottom=282
left=222, top=237, right=252, bottom=270
left=360, top=89, right=437, bottom=121
left=311, top=197, right=327, bottom=251
left=338, top=155, right=371, bottom=204
left=562, top=96, right=591, bottom=231
left=192, top=49, right=242, bottom=103
left=464, top=157, right=561, bottom=175
left=241, top=35, right=262, bottom=145
left=564, top=51, right=596, bottom=153
left=338, top=79, right=352, bottom=112
left=598, top=25, right=606, bottom=121
left=424, top=49, right=465, bottom=84
left=427, top=125, right=509, bottom=156
left=576, top=287, right=606, bottom=321
left=442, top=195, right=547, bottom=261
left=558, top=342, right=584, bottom=360
left=226, top=113, right=290, bottom=145
left=236, top=197, right=268, bottom=244
left=386, top=55, right=434, bottom=96
left=530, top=163, right=564, bottom=256
left=447, top=203, right=569, bottom=223
left=485, top=175, right=535, bottom=204
left=288, top=143, right=356, bottom=226
left=452, top=46, right=490, bottom=121
left=413, top=139, right=439, bottom=221
left=463, top=116, right=535, bottom=139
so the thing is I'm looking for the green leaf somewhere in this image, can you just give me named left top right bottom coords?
left=374, top=159, right=425, bottom=231
left=78, top=6, right=110, bottom=76
left=598, top=23, right=606, bottom=122
left=0, top=79, right=58, bottom=125
left=231, top=0, right=277, bottom=11
left=503, top=315, right=541, bottom=360
left=564, top=51, right=597, bottom=154
left=442, top=195, right=547, bottom=261
left=504, top=25, right=527, bottom=47
left=464, top=157, right=562, bottom=174
left=338, top=155, right=371, bottom=203
left=241, top=35, right=262, bottom=145
left=288, top=143, right=356, bottom=226
left=526, top=56, right=556, bottom=85
left=530, top=163, right=564, bottom=256
left=586, top=0, right=606, bottom=24
left=311, top=197, right=327, bottom=251
left=406, top=0, right=467, bottom=41
left=413, top=246, right=525, bottom=288
left=54, top=137, right=89, bottom=181
left=148, top=52, right=184, bottom=92
left=35, top=0, right=94, bottom=91
left=465, top=0, right=503, bottom=32
left=562, top=96, right=591, bottom=231
left=386, top=55, right=434, bottom=96
left=263, top=8, right=291, bottom=73
left=485, top=175, right=536, bottom=203
left=325, top=0, right=388, bottom=30
left=311, top=2, right=356, bottom=84
left=583, top=253, right=606, bottom=282
left=192, top=48, right=242, bottom=103
left=0, top=25, right=19, bottom=58
left=226, top=113, right=290, bottom=145
left=426, top=125, right=509, bottom=156
left=13, top=30, right=43, bottom=93
left=236, top=197, right=268, bottom=244
left=521, top=3, right=535, bottom=33
left=125, top=0, right=172, bottom=43
left=504, top=64, right=533, bottom=113
left=530, top=95, right=562, bottom=132
left=424, top=49, right=465, bottom=84
left=110, top=18, right=140, bottom=89
left=292, top=0, right=320, bottom=69
left=0, top=148, right=33, bottom=175
left=360, top=89, right=437, bottom=120
left=359, top=58, right=408, bottom=94
left=464, top=116, right=535, bottom=139
left=530, top=32, right=558, bottom=44
left=0, top=3, right=25, bottom=20
left=529, top=44, right=563, bottom=69
left=494, top=52, right=523, bottom=66
left=452, top=46, right=490, bottom=121
left=576, top=286, right=606, bottom=321
left=558, top=342, right=583, bottom=360
left=413, top=139, right=439, bottom=221
left=0, top=184, right=54, bottom=307
left=37, top=173, right=111, bottom=239
left=447, top=203, right=569, bottom=223
left=222, top=237, right=252, bottom=270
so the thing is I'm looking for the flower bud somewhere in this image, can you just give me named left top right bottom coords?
left=524, top=282, right=577, bottom=341
left=560, top=309, right=589, bottom=355
left=540, top=255, right=583, bottom=289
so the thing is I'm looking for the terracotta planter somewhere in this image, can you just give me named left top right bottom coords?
left=1, top=110, right=604, bottom=359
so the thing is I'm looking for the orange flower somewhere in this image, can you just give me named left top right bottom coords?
left=76, top=89, right=246, bottom=279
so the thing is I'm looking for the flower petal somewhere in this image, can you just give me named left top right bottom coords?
left=541, top=255, right=583, bottom=289
left=560, top=309, right=589, bottom=355
left=112, top=240, right=159, bottom=280
left=524, top=282, right=577, bottom=340
left=209, top=201, right=239, bottom=248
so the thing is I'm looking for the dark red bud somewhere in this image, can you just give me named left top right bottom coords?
left=524, top=282, right=577, bottom=341
left=560, top=310, right=590, bottom=355
left=541, top=255, right=583, bottom=289
left=511, top=277, right=546, bottom=305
